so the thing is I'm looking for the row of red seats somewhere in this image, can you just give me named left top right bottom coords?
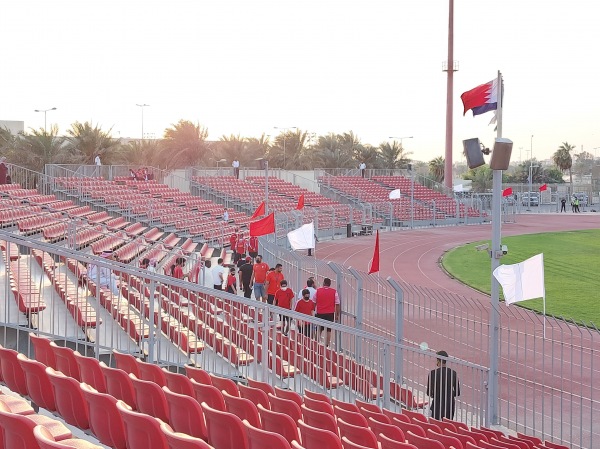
left=32, top=249, right=99, bottom=329
left=17, top=212, right=63, bottom=235
left=114, top=237, right=149, bottom=264
left=0, top=205, right=44, bottom=226
left=89, top=231, right=129, bottom=254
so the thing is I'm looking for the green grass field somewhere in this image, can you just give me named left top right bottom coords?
left=442, top=229, right=600, bottom=326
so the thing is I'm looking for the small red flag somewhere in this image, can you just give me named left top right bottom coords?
left=502, top=187, right=513, bottom=197
left=296, top=194, right=305, bottom=210
left=249, top=213, right=275, bottom=237
left=539, top=184, right=547, bottom=192
left=368, top=230, right=380, bottom=274
left=250, top=201, right=266, bottom=219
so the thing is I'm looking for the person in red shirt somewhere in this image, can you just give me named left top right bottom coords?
left=225, top=267, right=237, bottom=295
left=295, top=288, right=315, bottom=337
left=312, top=277, right=341, bottom=347
left=248, top=235, right=259, bottom=258
left=250, top=255, right=269, bottom=301
left=170, top=257, right=187, bottom=280
left=235, top=235, right=247, bottom=263
left=265, top=264, right=284, bottom=305
left=274, top=279, right=294, bottom=335
left=229, top=232, right=238, bottom=262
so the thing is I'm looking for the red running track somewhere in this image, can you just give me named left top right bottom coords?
left=315, top=213, right=600, bottom=447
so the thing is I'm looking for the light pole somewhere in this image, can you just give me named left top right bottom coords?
left=388, top=136, right=413, bottom=147
left=34, top=107, right=57, bottom=133
left=274, top=126, right=297, bottom=168
left=529, top=135, right=534, bottom=209
left=136, top=104, right=150, bottom=140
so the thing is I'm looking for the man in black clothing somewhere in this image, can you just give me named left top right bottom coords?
left=238, top=256, right=254, bottom=299
left=426, top=350, right=460, bottom=420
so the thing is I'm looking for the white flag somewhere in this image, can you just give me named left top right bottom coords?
left=389, top=189, right=401, bottom=200
left=287, top=222, right=315, bottom=250
left=453, top=184, right=464, bottom=193
left=493, top=254, right=545, bottom=305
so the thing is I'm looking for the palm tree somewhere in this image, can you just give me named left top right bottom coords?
left=463, top=165, right=493, bottom=193
left=0, top=127, right=15, bottom=154
left=268, top=129, right=307, bottom=169
left=65, top=122, right=119, bottom=165
left=162, top=120, right=209, bottom=169
left=378, top=141, right=412, bottom=170
left=428, top=157, right=445, bottom=183
left=243, top=134, right=271, bottom=167
left=553, top=142, right=574, bottom=185
left=117, top=140, right=163, bottom=167
left=11, top=126, right=69, bottom=173
left=217, top=135, right=245, bottom=165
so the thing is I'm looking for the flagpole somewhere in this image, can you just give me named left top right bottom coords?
left=488, top=70, right=503, bottom=427
left=542, top=254, right=546, bottom=338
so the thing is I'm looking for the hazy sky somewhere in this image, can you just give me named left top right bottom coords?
left=2, top=1, right=599, bottom=163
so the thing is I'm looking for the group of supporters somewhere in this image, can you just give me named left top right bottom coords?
left=129, top=167, right=154, bottom=181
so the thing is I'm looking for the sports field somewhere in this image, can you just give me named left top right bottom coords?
left=442, top=229, right=600, bottom=326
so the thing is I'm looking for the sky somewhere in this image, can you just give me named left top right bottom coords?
left=2, top=1, right=599, bottom=164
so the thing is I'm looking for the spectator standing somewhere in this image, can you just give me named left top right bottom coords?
left=229, top=231, right=238, bottom=262
left=223, top=208, right=230, bottom=222
left=359, top=161, right=366, bottom=178
left=312, top=277, right=341, bottom=347
left=226, top=267, right=237, bottom=295
left=248, top=235, right=259, bottom=259
left=265, top=264, right=284, bottom=305
left=0, top=157, right=8, bottom=185
left=235, top=234, right=247, bottom=263
left=297, top=278, right=317, bottom=303
left=170, top=257, right=187, bottom=280
left=238, top=256, right=254, bottom=299
left=574, top=197, right=580, bottom=213
left=560, top=198, right=567, bottom=213
left=250, top=255, right=269, bottom=301
left=95, top=155, right=102, bottom=166
left=426, top=350, right=461, bottom=420
left=295, top=288, right=315, bottom=337
left=232, top=158, right=240, bottom=179
left=212, top=258, right=226, bottom=290
left=274, top=280, right=294, bottom=335
left=88, top=250, right=120, bottom=296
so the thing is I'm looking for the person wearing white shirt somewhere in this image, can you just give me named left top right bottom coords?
left=200, top=259, right=214, bottom=289
left=359, top=162, right=366, bottom=178
left=223, top=208, right=229, bottom=222
left=212, top=258, right=227, bottom=290
left=95, top=155, right=102, bottom=166
left=295, top=277, right=317, bottom=309
left=232, top=159, right=240, bottom=179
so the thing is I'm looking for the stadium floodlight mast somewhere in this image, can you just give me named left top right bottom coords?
left=34, top=107, right=57, bottom=133
left=273, top=126, right=297, bottom=168
left=388, top=136, right=413, bottom=146
left=136, top=104, right=150, bottom=139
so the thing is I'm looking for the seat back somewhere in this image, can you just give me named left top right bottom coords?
left=80, top=383, right=127, bottom=449
left=443, top=428, right=476, bottom=449
left=162, top=386, right=207, bottom=441
left=162, top=369, right=194, bottom=396
left=129, top=374, right=170, bottom=423
left=136, top=359, right=167, bottom=387
left=303, top=389, right=331, bottom=403
left=160, top=422, right=213, bottom=449
left=297, top=420, right=342, bottom=449
left=337, top=418, right=378, bottom=449
left=17, top=353, right=56, bottom=411
left=238, top=384, right=270, bottom=409
left=378, top=433, right=419, bottom=449
left=257, top=404, right=299, bottom=445
left=99, top=362, right=137, bottom=408
left=185, top=365, right=212, bottom=384
left=405, top=431, right=445, bottom=449
left=402, top=409, right=427, bottom=423
left=222, top=390, right=260, bottom=428
left=301, top=404, right=338, bottom=434
left=247, top=377, right=275, bottom=396
left=29, top=333, right=57, bottom=368
left=116, top=400, right=169, bottom=449
left=341, top=436, right=377, bottom=449
left=191, top=379, right=226, bottom=411
left=274, top=386, right=303, bottom=407
left=359, top=407, right=391, bottom=424
left=201, top=402, right=248, bottom=449
left=49, top=343, right=81, bottom=381
left=334, top=406, right=369, bottom=427
left=427, top=429, right=464, bottom=449
left=331, top=397, right=360, bottom=413
left=515, top=432, right=542, bottom=447
left=0, top=408, right=39, bottom=449
left=391, top=418, right=426, bottom=438
left=411, top=419, right=442, bottom=435
left=303, top=395, right=334, bottom=415
left=209, top=373, right=239, bottom=396
left=367, top=417, right=405, bottom=443
left=0, top=347, right=29, bottom=395
left=382, top=409, right=409, bottom=423
left=113, top=350, right=141, bottom=377
left=456, top=427, right=489, bottom=444
left=354, top=399, right=381, bottom=413
left=73, top=352, right=107, bottom=393
left=46, top=367, right=90, bottom=429
left=267, top=393, right=302, bottom=422
left=430, top=418, right=456, bottom=434
left=243, top=419, right=291, bottom=449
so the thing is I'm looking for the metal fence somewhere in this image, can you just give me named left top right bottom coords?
left=259, top=238, right=599, bottom=449
left=0, top=231, right=488, bottom=427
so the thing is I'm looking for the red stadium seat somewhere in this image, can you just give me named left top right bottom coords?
left=257, top=403, right=299, bottom=445
left=80, top=383, right=127, bottom=449
left=17, top=353, right=57, bottom=411
left=191, top=379, right=226, bottom=411
left=162, top=368, right=195, bottom=396
left=49, top=343, right=81, bottom=381
left=334, top=406, right=369, bottom=427
left=46, top=367, right=90, bottom=429
left=297, top=420, right=342, bottom=449
left=29, top=333, right=57, bottom=368
left=378, top=433, right=418, bottom=449
left=201, top=402, right=249, bottom=449
left=33, top=425, right=103, bottom=449
left=99, top=362, right=137, bottom=409
left=129, top=374, right=170, bottom=424
left=162, top=386, right=208, bottom=441
left=136, top=358, right=167, bottom=387
left=247, top=377, right=276, bottom=396
left=243, top=419, right=291, bottom=449
left=331, top=397, right=360, bottom=413
left=304, top=389, right=331, bottom=403
left=337, top=418, right=378, bottom=449
left=209, top=373, right=239, bottom=397
left=73, top=352, right=107, bottom=393
left=116, top=400, right=169, bottom=449
left=222, top=390, right=260, bottom=428
left=238, top=383, right=270, bottom=409
left=427, top=428, right=464, bottom=449
left=113, top=350, right=141, bottom=377
left=0, top=347, right=29, bottom=396
left=160, top=422, right=213, bottom=449
left=274, top=385, right=303, bottom=407
left=405, top=431, right=445, bottom=449
left=367, top=417, right=405, bottom=443
left=303, top=395, right=334, bottom=415
left=185, top=364, right=212, bottom=384
left=301, top=404, right=338, bottom=434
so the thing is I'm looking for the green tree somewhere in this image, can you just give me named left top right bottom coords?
left=0, top=127, right=15, bottom=155
left=162, top=120, right=209, bottom=169
left=463, top=165, right=493, bottom=193
left=268, top=129, right=307, bottom=169
left=243, top=134, right=271, bottom=167
left=553, top=142, right=574, bottom=185
left=10, top=126, right=69, bottom=173
left=378, top=141, right=412, bottom=170
left=428, top=156, right=445, bottom=182
left=216, top=134, right=245, bottom=165
left=117, top=140, right=163, bottom=167
left=65, top=122, right=119, bottom=164
left=573, top=151, right=594, bottom=180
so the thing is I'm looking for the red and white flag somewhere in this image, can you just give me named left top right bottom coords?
left=368, top=230, right=380, bottom=274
